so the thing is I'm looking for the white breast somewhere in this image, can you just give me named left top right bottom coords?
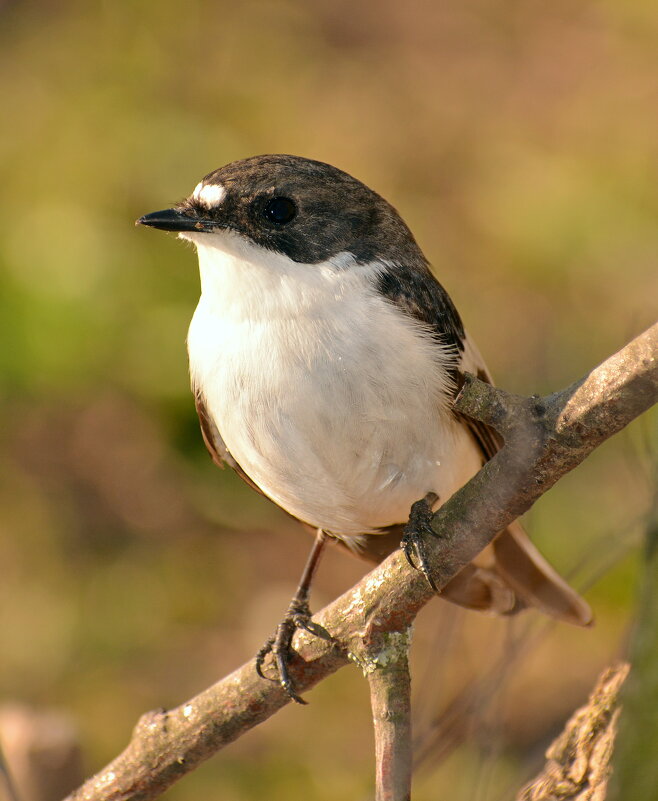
left=185, top=231, right=482, bottom=542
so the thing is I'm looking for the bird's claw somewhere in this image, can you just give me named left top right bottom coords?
left=401, top=492, right=440, bottom=592
left=255, top=598, right=331, bottom=705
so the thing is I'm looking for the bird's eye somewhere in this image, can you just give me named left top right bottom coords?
left=264, top=196, right=296, bottom=225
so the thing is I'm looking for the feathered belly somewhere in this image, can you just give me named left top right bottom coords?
left=187, top=289, right=480, bottom=541
left=191, top=364, right=481, bottom=540
left=204, top=380, right=478, bottom=537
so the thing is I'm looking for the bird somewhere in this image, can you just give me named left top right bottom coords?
left=137, top=154, right=592, bottom=703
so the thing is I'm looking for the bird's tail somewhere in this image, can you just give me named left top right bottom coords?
left=352, top=520, right=593, bottom=627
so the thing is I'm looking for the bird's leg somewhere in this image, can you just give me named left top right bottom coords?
left=255, top=529, right=332, bottom=704
left=401, top=492, right=440, bottom=592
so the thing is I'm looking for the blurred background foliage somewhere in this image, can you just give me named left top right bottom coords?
left=0, top=0, right=656, bottom=798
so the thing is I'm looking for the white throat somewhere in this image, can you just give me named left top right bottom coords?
left=183, top=229, right=376, bottom=320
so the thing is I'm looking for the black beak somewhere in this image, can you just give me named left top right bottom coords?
left=136, top=208, right=214, bottom=233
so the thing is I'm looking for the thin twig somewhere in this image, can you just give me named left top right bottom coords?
left=359, top=628, right=413, bottom=801
left=516, top=663, right=629, bottom=801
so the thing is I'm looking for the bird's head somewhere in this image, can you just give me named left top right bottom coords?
left=137, top=154, right=422, bottom=266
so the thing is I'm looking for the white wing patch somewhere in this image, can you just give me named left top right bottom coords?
left=192, top=182, right=226, bottom=208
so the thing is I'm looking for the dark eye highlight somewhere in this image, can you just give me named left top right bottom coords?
left=264, top=196, right=296, bottom=225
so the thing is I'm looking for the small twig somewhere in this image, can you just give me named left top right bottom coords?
left=357, top=625, right=413, bottom=801
left=516, top=663, right=629, bottom=801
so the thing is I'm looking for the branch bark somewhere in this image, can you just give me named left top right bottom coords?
left=65, top=322, right=658, bottom=801
left=362, top=628, right=413, bottom=801
left=516, top=663, right=629, bottom=801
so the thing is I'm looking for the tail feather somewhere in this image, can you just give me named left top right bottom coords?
left=491, top=521, right=593, bottom=627
left=435, top=562, right=518, bottom=616
left=349, top=520, right=592, bottom=627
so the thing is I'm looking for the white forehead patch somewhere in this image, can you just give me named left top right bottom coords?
left=192, top=182, right=226, bottom=208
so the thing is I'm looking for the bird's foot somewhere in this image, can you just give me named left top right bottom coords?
left=401, top=492, right=440, bottom=592
left=255, top=597, right=332, bottom=705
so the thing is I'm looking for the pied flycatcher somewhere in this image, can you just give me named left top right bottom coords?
left=138, top=154, right=592, bottom=702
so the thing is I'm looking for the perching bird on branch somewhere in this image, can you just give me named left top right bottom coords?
left=138, top=154, right=592, bottom=702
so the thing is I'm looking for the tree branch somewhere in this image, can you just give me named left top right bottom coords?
left=361, top=628, right=413, bottom=801
left=516, top=663, right=630, bottom=801
left=65, top=322, right=658, bottom=801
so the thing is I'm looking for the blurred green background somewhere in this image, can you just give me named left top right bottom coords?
left=0, top=0, right=657, bottom=798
